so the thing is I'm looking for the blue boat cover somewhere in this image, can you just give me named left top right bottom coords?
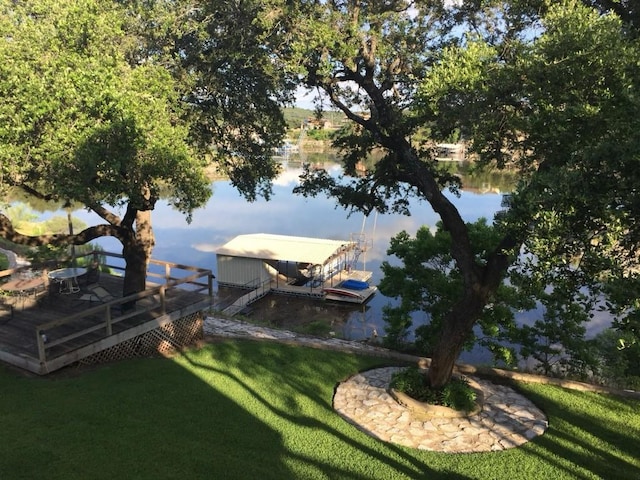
left=341, top=279, right=369, bottom=290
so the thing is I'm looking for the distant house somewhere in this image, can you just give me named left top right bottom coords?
left=305, top=117, right=334, bottom=130
left=436, top=143, right=466, bottom=162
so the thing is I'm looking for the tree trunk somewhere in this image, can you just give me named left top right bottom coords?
left=392, top=144, right=515, bottom=388
left=427, top=290, right=487, bottom=388
left=395, top=145, right=495, bottom=387
left=427, top=265, right=519, bottom=387
left=121, top=210, right=155, bottom=309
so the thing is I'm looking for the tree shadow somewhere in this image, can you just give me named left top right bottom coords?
left=175, top=338, right=640, bottom=478
left=511, top=383, right=640, bottom=479
left=177, top=339, right=463, bottom=479
left=0, top=354, right=292, bottom=479
left=12, top=337, right=635, bottom=478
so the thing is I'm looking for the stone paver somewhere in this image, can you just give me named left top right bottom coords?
left=333, top=367, right=547, bottom=453
left=204, top=316, right=548, bottom=453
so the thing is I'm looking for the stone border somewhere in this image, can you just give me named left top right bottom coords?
left=333, top=367, right=549, bottom=453
left=455, top=362, right=640, bottom=400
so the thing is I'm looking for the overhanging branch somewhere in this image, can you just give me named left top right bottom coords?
left=18, top=184, right=57, bottom=202
left=0, top=214, right=126, bottom=247
left=89, top=203, right=122, bottom=226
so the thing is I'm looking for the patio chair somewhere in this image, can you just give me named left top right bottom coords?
left=36, top=271, right=58, bottom=307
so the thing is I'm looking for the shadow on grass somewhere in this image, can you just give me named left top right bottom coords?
left=194, top=339, right=639, bottom=480
left=513, top=383, right=640, bottom=479
left=0, top=352, right=292, bottom=479
left=177, top=340, right=456, bottom=479
left=7, top=337, right=637, bottom=479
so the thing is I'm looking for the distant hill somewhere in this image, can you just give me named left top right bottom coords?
left=283, top=107, right=344, bottom=129
left=283, top=107, right=315, bottom=128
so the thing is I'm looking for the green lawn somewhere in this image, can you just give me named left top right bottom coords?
left=1, top=340, right=638, bottom=479
left=0, top=252, right=9, bottom=270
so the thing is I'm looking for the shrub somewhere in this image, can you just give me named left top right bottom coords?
left=300, top=320, right=334, bottom=337
left=389, top=366, right=426, bottom=399
left=390, top=367, right=477, bottom=412
left=440, top=378, right=477, bottom=412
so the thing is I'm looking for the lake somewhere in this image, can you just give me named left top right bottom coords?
left=65, top=156, right=609, bottom=363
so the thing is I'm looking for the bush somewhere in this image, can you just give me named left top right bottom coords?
left=390, top=367, right=477, bottom=412
left=593, top=329, right=640, bottom=390
left=440, top=378, right=477, bottom=411
left=0, top=253, right=8, bottom=270
left=389, top=366, right=426, bottom=399
left=305, top=128, right=334, bottom=141
left=300, top=320, right=334, bottom=337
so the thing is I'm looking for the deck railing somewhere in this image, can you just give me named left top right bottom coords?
left=240, top=278, right=272, bottom=305
left=3, top=251, right=214, bottom=364
left=220, top=278, right=273, bottom=316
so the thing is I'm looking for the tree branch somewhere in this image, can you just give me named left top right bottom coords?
left=18, top=184, right=57, bottom=202
left=89, top=203, right=122, bottom=226
left=0, top=213, right=126, bottom=246
left=121, top=204, right=138, bottom=230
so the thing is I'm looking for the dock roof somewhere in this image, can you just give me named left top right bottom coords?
left=217, top=233, right=353, bottom=265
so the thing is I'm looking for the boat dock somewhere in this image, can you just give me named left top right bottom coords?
left=221, top=268, right=376, bottom=316
left=216, top=233, right=376, bottom=315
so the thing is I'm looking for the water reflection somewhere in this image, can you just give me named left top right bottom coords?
left=68, top=157, right=508, bottom=356
left=19, top=155, right=612, bottom=365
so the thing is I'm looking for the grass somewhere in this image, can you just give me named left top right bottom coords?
left=0, top=339, right=639, bottom=479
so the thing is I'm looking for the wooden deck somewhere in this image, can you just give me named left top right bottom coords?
left=0, top=252, right=213, bottom=375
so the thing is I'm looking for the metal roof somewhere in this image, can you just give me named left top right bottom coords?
left=217, top=233, right=353, bottom=265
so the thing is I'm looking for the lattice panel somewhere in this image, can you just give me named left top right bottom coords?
left=77, top=312, right=204, bottom=367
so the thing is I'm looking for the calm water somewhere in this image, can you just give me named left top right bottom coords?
left=65, top=157, right=609, bottom=363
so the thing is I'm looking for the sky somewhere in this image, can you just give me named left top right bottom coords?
left=295, top=87, right=317, bottom=110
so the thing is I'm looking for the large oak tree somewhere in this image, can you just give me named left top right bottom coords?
left=287, top=0, right=640, bottom=386
left=0, top=0, right=291, bottom=300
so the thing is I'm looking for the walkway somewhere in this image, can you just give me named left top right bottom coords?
left=203, top=317, right=548, bottom=453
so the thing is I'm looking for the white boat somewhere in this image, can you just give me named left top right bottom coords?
left=323, top=282, right=377, bottom=304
